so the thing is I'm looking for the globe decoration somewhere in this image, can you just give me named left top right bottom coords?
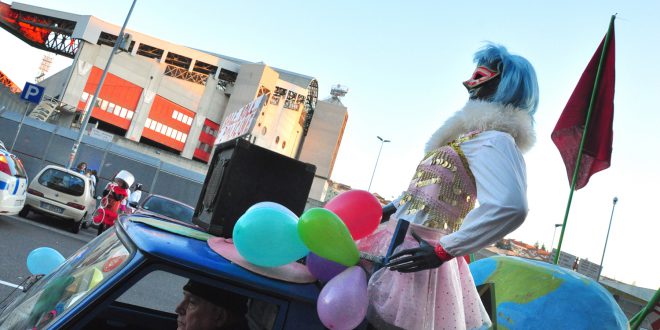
left=469, top=256, right=628, bottom=330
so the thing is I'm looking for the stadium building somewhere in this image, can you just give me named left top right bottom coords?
left=0, top=1, right=348, bottom=200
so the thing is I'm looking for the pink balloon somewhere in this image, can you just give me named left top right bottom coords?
left=307, top=252, right=347, bottom=283
left=317, top=266, right=368, bottom=330
left=325, top=190, right=382, bottom=240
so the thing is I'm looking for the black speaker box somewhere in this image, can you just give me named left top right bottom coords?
left=193, top=138, right=316, bottom=237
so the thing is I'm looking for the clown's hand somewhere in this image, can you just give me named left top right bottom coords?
left=386, top=231, right=453, bottom=273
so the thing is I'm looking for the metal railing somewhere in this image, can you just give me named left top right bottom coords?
left=164, top=65, right=208, bottom=85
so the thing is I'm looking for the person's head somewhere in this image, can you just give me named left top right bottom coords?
left=463, top=43, right=539, bottom=117
left=175, top=280, right=248, bottom=330
left=91, top=170, right=97, bottom=176
left=76, top=162, right=87, bottom=171
left=114, top=170, right=135, bottom=190
left=135, top=183, right=143, bottom=191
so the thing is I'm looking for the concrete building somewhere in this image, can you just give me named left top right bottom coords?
left=299, top=87, right=348, bottom=202
left=0, top=1, right=347, bottom=201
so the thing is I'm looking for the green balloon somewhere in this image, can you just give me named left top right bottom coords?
left=298, top=208, right=359, bottom=266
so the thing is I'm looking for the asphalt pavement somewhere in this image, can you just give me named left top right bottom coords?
left=0, top=212, right=96, bottom=301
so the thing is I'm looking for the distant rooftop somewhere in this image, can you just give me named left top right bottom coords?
left=600, top=277, right=656, bottom=302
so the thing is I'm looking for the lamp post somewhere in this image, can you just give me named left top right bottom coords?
left=66, top=0, right=137, bottom=169
left=368, top=136, right=390, bottom=191
left=597, top=196, right=618, bottom=282
left=550, top=223, right=563, bottom=253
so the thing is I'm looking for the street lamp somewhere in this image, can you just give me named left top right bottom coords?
left=550, top=223, right=563, bottom=253
left=66, top=0, right=137, bottom=169
left=597, top=196, right=618, bottom=281
left=368, top=136, right=390, bottom=191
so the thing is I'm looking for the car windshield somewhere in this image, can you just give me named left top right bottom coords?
left=10, top=156, right=27, bottom=178
left=0, top=230, right=132, bottom=330
left=38, top=168, right=85, bottom=196
left=142, top=196, right=194, bottom=224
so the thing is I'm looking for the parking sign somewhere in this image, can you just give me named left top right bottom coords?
left=19, top=82, right=45, bottom=104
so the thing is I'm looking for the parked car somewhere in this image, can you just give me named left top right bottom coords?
left=20, top=165, right=97, bottom=233
left=128, top=193, right=195, bottom=226
left=0, top=215, right=328, bottom=329
left=0, top=143, right=29, bottom=216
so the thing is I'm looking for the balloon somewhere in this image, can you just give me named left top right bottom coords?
left=298, top=208, right=359, bottom=267
left=26, top=247, right=65, bottom=275
left=247, top=201, right=297, bottom=218
left=306, top=252, right=347, bottom=283
left=233, top=206, right=309, bottom=267
left=325, top=190, right=382, bottom=240
left=317, top=266, right=368, bottom=330
left=89, top=268, right=104, bottom=289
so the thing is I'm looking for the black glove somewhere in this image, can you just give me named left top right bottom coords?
left=381, top=203, right=397, bottom=223
left=386, top=231, right=443, bottom=273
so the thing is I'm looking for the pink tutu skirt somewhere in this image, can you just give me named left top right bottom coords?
left=357, top=220, right=491, bottom=330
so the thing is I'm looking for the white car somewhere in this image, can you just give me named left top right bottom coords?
left=20, top=165, right=96, bottom=233
left=0, top=146, right=28, bottom=216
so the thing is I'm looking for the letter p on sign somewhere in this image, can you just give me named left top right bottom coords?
left=20, top=82, right=45, bottom=104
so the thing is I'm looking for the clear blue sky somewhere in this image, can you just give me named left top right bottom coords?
left=1, top=0, right=658, bottom=289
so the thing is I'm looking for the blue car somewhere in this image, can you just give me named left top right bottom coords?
left=0, top=215, right=328, bottom=329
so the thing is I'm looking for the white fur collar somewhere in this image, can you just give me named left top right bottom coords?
left=424, top=100, right=536, bottom=154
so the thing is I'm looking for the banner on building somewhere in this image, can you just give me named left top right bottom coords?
left=215, top=95, right=267, bottom=145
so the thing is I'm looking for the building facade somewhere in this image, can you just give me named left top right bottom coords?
left=1, top=2, right=347, bottom=200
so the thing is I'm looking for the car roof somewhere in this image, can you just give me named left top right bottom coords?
left=118, top=216, right=320, bottom=303
left=142, top=194, right=193, bottom=209
left=40, top=164, right=88, bottom=180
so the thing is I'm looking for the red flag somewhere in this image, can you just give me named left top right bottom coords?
left=551, top=20, right=615, bottom=190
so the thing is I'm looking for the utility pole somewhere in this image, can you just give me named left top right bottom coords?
left=66, top=0, right=137, bottom=169
left=368, top=136, right=390, bottom=191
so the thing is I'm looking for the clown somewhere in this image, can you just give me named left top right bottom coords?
left=358, top=43, right=539, bottom=329
left=93, top=170, right=135, bottom=235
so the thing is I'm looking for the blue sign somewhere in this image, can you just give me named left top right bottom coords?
left=19, top=82, right=45, bottom=104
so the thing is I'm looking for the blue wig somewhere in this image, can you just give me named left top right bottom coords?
left=473, top=43, right=539, bottom=116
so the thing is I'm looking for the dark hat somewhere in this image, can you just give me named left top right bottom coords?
left=183, top=280, right=248, bottom=315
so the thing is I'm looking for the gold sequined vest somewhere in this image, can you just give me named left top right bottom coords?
left=398, top=131, right=479, bottom=232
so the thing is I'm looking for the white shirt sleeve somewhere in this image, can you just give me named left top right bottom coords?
left=128, top=191, right=142, bottom=204
left=438, top=131, right=528, bottom=257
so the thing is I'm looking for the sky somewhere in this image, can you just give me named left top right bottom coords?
left=1, top=1, right=658, bottom=289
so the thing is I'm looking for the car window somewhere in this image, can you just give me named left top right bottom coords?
left=142, top=197, right=194, bottom=223
left=113, top=271, right=278, bottom=330
left=10, top=155, right=27, bottom=178
left=38, top=168, right=85, bottom=196
left=0, top=152, right=27, bottom=178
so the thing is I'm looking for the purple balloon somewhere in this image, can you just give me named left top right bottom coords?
left=317, top=266, right=368, bottom=330
left=307, top=252, right=347, bottom=283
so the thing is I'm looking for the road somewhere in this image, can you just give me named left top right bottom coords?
left=0, top=212, right=185, bottom=317
left=0, top=212, right=96, bottom=301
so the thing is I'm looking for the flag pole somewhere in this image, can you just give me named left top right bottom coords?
left=629, top=287, right=659, bottom=329
left=553, top=15, right=616, bottom=265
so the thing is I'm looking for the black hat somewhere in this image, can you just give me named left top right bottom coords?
left=183, top=280, right=248, bottom=315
